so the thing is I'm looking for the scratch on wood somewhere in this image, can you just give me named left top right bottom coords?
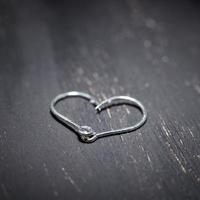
left=174, top=154, right=187, bottom=173
left=125, top=106, right=130, bottom=114
left=43, top=163, right=59, bottom=196
left=76, top=77, right=81, bottom=83
left=188, top=128, right=194, bottom=137
left=43, top=162, right=49, bottom=176
left=93, top=72, right=99, bottom=80
left=139, top=144, right=145, bottom=152
left=194, top=84, right=200, bottom=94
left=146, top=153, right=153, bottom=169
left=84, top=77, right=92, bottom=86
left=166, top=144, right=187, bottom=174
left=119, top=86, right=124, bottom=91
left=111, top=87, right=116, bottom=95
left=129, top=155, right=137, bottom=164
left=144, top=82, right=150, bottom=88
left=120, top=135, right=124, bottom=142
left=160, top=120, right=188, bottom=174
left=101, top=93, right=107, bottom=100
left=61, top=167, right=81, bottom=193
left=101, top=93, right=112, bottom=118
left=53, top=191, right=58, bottom=197
left=107, top=109, right=112, bottom=118
left=89, top=87, right=96, bottom=96
left=51, top=182, right=59, bottom=197
left=97, top=116, right=102, bottom=123
left=160, top=117, right=171, bottom=137
left=137, top=132, right=142, bottom=137
left=77, top=67, right=84, bottom=75
left=156, top=183, right=162, bottom=190
left=162, top=124, right=170, bottom=137
left=113, top=77, right=119, bottom=83
left=119, top=118, right=125, bottom=143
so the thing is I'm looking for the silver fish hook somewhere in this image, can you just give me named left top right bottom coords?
left=50, top=91, right=147, bottom=143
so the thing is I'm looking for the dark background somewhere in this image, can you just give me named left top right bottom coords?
left=0, top=0, right=200, bottom=199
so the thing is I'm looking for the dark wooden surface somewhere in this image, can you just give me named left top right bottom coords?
left=0, top=0, right=200, bottom=199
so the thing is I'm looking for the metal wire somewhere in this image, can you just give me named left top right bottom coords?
left=50, top=91, right=147, bottom=143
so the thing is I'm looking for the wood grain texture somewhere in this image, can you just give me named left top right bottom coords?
left=0, top=0, right=200, bottom=199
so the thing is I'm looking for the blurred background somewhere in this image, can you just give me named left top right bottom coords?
left=0, top=0, right=200, bottom=199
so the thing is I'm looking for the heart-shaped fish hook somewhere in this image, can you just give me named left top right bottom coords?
left=50, top=91, right=147, bottom=143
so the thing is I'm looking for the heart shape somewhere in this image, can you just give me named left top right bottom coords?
left=50, top=91, right=147, bottom=143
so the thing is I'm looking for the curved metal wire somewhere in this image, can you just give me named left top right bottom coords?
left=50, top=91, right=147, bottom=143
